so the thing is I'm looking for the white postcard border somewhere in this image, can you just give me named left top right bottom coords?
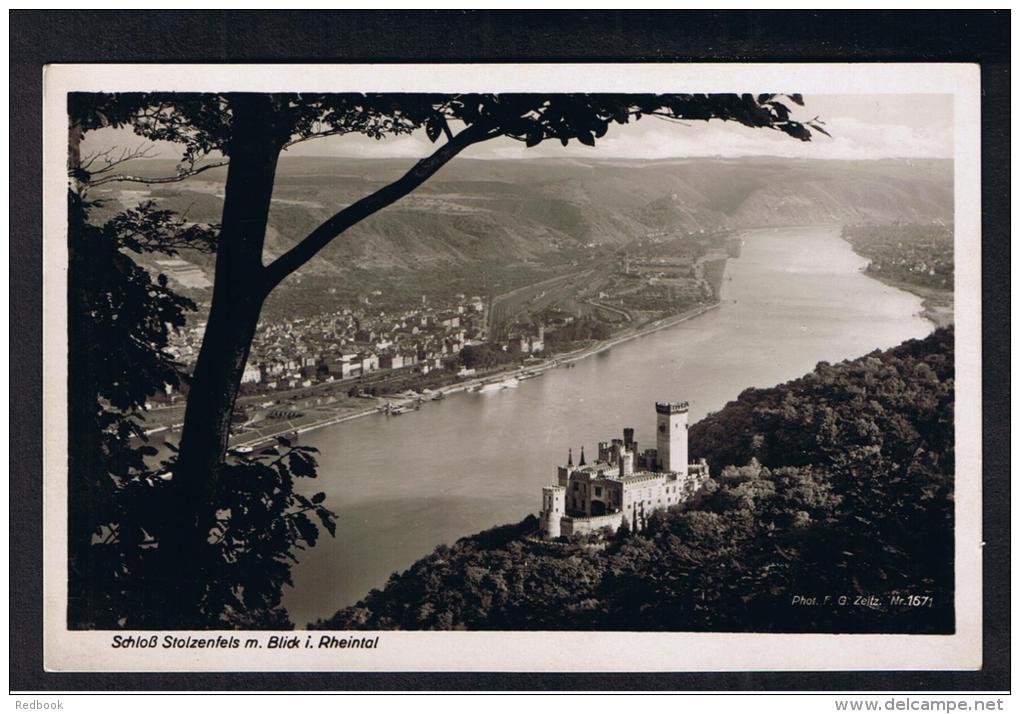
left=42, top=62, right=982, bottom=673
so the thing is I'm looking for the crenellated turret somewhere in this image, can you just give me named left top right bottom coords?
left=655, top=401, right=689, bottom=475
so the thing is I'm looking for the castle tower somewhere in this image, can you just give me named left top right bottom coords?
left=619, top=447, right=635, bottom=477
left=655, top=401, right=689, bottom=475
left=540, top=486, right=565, bottom=539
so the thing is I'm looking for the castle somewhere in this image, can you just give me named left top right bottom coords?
left=539, top=401, right=709, bottom=539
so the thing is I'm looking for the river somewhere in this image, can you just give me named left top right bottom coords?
left=282, top=225, right=933, bottom=627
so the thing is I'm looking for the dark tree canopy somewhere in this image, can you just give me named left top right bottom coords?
left=73, top=92, right=822, bottom=152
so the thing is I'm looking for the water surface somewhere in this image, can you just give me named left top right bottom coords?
left=284, top=225, right=932, bottom=626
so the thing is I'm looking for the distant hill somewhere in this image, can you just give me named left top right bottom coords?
left=90, top=156, right=953, bottom=288
left=313, top=328, right=954, bottom=633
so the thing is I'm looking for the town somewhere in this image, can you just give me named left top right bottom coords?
left=140, top=229, right=731, bottom=445
left=143, top=289, right=558, bottom=445
left=168, top=293, right=490, bottom=395
left=159, top=290, right=557, bottom=412
left=158, top=233, right=729, bottom=406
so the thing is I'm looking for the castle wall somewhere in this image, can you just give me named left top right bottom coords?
left=560, top=511, right=624, bottom=538
left=545, top=467, right=710, bottom=539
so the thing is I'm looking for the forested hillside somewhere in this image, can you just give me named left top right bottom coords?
left=315, top=328, right=955, bottom=633
left=91, top=156, right=952, bottom=287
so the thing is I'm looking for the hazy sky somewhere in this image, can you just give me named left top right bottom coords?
left=82, top=94, right=953, bottom=163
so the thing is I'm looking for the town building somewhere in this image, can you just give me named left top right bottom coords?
left=539, top=401, right=709, bottom=539
left=518, top=325, right=545, bottom=354
left=169, top=293, right=489, bottom=400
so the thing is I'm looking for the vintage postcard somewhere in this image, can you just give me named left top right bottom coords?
left=42, top=62, right=981, bottom=672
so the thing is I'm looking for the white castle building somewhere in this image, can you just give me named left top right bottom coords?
left=539, top=401, right=709, bottom=539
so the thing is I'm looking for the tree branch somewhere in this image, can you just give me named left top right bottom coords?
left=648, top=112, right=693, bottom=127
left=83, top=143, right=158, bottom=175
left=88, top=159, right=230, bottom=187
left=281, top=128, right=355, bottom=151
left=261, top=123, right=494, bottom=293
left=79, top=146, right=116, bottom=171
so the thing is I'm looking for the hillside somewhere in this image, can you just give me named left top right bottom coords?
left=313, top=328, right=955, bottom=633
left=90, top=156, right=953, bottom=296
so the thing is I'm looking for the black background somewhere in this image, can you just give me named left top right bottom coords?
left=9, top=9, right=1010, bottom=692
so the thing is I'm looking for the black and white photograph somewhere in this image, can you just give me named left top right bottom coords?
left=37, top=57, right=986, bottom=676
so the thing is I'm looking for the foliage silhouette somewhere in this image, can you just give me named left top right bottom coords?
left=67, top=157, right=335, bottom=629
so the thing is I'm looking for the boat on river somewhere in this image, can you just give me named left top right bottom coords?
left=478, top=377, right=520, bottom=393
left=233, top=430, right=299, bottom=456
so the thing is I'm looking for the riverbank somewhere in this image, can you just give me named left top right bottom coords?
left=231, top=300, right=722, bottom=448
left=551, top=302, right=720, bottom=366
left=837, top=224, right=954, bottom=330
left=862, top=271, right=954, bottom=329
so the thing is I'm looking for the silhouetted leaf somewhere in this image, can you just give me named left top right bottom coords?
left=294, top=512, right=319, bottom=547
left=425, top=116, right=441, bottom=143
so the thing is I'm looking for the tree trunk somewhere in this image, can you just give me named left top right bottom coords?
left=163, top=95, right=284, bottom=626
